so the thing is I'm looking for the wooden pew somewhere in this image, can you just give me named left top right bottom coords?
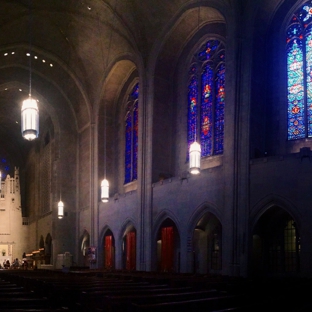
left=77, top=286, right=193, bottom=311
left=105, top=289, right=220, bottom=311
left=130, top=294, right=246, bottom=312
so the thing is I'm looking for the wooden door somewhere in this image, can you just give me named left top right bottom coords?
left=126, top=231, right=136, bottom=270
left=161, top=226, right=174, bottom=272
left=104, top=235, right=113, bottom=269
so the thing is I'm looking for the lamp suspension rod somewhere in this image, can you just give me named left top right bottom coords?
left=98, top=13, right=108, bottom=180
left=195, top=2, right=200, bottom=142
left=100, top=1, right=117, bottom=180
left=104, top=98, right=107, bottom=179
left=59, top=135, right=62, bottom=201
left=28, top=0, right=33, bottom=97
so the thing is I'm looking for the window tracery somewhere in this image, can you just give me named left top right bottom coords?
left=287, top=1, right=312, bottom=139
left=124, top=83, right=139, bottom=184
left=187, top=39, right=225, bottom=158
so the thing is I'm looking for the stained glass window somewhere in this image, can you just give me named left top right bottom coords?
left=287, top=1, right=312, bottom=140
left=0, top=157, right=11, bottom=179
left=124, top=83, right=139, bottom=184
left=187, top=39, right=225, bottom=159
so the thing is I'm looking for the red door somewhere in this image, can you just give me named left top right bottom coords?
left=126, top=232, right=136, bottom=270
left=104, top=235, right=113, bottom=269
left=161, top=226, right=174, bottom=272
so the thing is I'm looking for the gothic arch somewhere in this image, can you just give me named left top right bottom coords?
left=153, top=215, right=181, bottom=272
left=250, top=193, right=302, bottom=231
left=0, top=44, right=90, bottom=133
left=187, top=201, right=223, bottom=236
left=153, top=210, right=181, bottom=241
left=80, top=230, right=90, bottom=256
left=119, top=219, right=137, bottom=271
left=187, top=202, right=223, bottom=274
left=150, top=2, right=228, bottom=181
left=250, top=195, right=301, bottom=276
left=97, top=225, right=110, bottom=268
left=102, top=227, right=115, bottom=270
left=118, top=219, right=137, bottom=241
left=97, top=59, right=141, bottom=197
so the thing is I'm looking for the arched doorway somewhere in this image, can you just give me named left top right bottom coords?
left=80, top=230, right=90, bottom=267
left=103, top=229, right=115, bottom=269
left=192, top=212, right=222, bottom=274
left=122, top=226, right=136, bottom=271
left=156, top=218, right=180, bottom=272
left=252, top=207, right=300, bottom=277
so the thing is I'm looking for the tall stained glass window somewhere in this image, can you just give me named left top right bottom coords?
left=124, top=83, right=139, bottom=184
left=287, top=1, right=312, bottom=140
left=187, top=39, right=225, bottom=158
left=0, top=156, right=11, bottom=178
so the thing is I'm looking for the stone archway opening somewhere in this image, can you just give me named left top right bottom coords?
left=192, top=212, right=222, bottom=274
left=122, top=225, right=136, bottom=271
left=103, top=229, right=115, bottom=270
left=156, top=218, right=180, bottom=273
left=252, top=206, right=300, bottom=277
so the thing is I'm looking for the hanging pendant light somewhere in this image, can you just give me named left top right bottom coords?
left=101, top=178, right=109, bottom=202
left=101, top=98, right=109, bottom=203
left=57, top=200, right=64, bottom=219
left=21, top=97, right=39, bottom=140
left=189, top=141, right=201, bottom=174
left=58, top=137, right=64, bottom=218
left=98, top=6, right=117, bottom=204
left=189, top=3, right=201, bottom=175
left=57, top=168, right=65, bottom=218
left=21, top=0, right=39, bottom=141
left=101, top=101, right=109, bottom=202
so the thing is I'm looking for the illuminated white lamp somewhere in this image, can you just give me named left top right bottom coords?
left=21, top=97, right=39, bottom=140
left=57, top=200, right=64, bottom=219
left=189, top=141, right=201, bottom=174
left=101, top=178, right=109, bottom=202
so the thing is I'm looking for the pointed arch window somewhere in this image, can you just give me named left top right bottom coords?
left=124, top=83, right=139, bottom=184
left=287, top=1, right=312, bottom=140
left=187, top=39, right=225, bottom=159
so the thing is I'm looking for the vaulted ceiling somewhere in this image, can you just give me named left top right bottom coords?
left=0, top=0, right=285, bottom=176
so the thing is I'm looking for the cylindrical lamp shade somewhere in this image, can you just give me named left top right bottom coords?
left=101, top=178, right=109, bottom=202
left=21, top=97, right=39, bottom=141
left=58, top=200, right=64, bottom=219
left=189, top=141, right=201, bottom=174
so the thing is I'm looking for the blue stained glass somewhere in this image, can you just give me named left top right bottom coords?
left=286, top=1, right=312, bottom=140
left=305, top=25, right=312, bottom=136
left=198, top=40, right=219, bottom=61
left=124, top=111, right=132, bottom=184
left=214, top=63, right=225, bottom=154
left=187, top=39, right=225, bottom=160
left=0, top=157, right=10, bottom=178
left=201, top=64, right=213, bottom=157
left=132, top=101, right=138, bottom=180
left=131, top=83, right=139, bottom=100
left=188, top=72, right=198, bottom=154
left=287, top=23, right=302, bottom=43
left=124, top=83, right=139, bottom=184
left=287, top=38, right=304, bottom=139
left=297, top=3, right=312, bottom=23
